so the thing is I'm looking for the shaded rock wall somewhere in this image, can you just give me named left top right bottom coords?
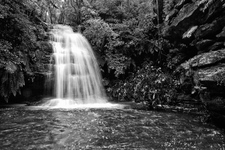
left=163, top=0, right=225, bottom=127
left=8, top=28, right=52, bottom=104
left=21, top=30, right=52, bottom=103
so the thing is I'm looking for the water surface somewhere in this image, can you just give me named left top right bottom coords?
left=0, top=108, right=224, bottom=149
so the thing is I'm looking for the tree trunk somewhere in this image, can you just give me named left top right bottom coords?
left=156, top=0, right=164, bottom=24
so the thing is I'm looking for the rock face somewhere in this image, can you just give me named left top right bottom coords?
left=163, top=0, right=225, bottom=127
left=163, top=0, right=225, bottom=40
left=7, top=32, right=52, bottom=104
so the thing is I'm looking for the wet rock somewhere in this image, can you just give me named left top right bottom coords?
left=163, top=2, right=203, bottom=39
left=196, top=64, right=225, bottom=82
left=171, top=2, right=202, bottom=27
left=163, top=0, right=225, bottom=39
left=164, top=0, right=225, bottom=130
left=202, top=0, right=225, bottom=21
left=181, top=49, right=225, bottom=69
left=195, top=39, right=214, bottom=51
left=182, top=26, right=198, bottom=39
left=216, top=26, right=225, bottom=39
left=165, top=9, right=179, bottom=23
left=179, top=50, right=225, bottom=128
left=208, top=42, right=225, bottom=51
left=194, top=15, right=225, bottom=39
left=174, top=0, right=192, bottom=10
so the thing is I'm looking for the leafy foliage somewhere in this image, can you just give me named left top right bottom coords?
left=81, top=0, right=162, bottom=78
left=107, top=62, right=178, bottom=109
left=80, top=1, right=179, bottom=107
left=0, top=0, right=186, bottom=107
left=83, top=18, right=116, bottom=53
left=0, top=0, right=51, bottom=102
left=0, top=63, right=25, bottom=102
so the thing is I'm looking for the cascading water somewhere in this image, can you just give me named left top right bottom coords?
left=42, top=25, right=112, bottom=108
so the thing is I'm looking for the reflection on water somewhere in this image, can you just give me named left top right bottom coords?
left=0, top=108, right=224, bottom=149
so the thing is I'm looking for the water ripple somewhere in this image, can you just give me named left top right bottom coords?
left=0, top=108, right=224, bottom=149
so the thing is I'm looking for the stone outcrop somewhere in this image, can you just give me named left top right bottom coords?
left=163, top=0, right=225, bottom=128
left=181, top=49, right=225, bottom=69
left=163, top=0, right=225, bottom=40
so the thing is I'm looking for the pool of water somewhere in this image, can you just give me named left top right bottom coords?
left=0, top=107, right=224, bottom=149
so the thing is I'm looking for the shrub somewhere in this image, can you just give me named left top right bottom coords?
left=107, top=62, right=178, bottom=109
left=0, top=0, right=50, bottom=102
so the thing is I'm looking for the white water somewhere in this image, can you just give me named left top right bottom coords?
left=41, top=25, right=121, bottom=108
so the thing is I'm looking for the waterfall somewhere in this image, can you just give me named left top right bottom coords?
left=42, top=25, right=108, bottom=108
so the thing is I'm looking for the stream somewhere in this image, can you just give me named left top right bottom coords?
left=0, top=107, right=224, bottom=149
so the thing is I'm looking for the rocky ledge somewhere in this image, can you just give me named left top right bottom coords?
left=163, top=0, right=225, bottom=128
